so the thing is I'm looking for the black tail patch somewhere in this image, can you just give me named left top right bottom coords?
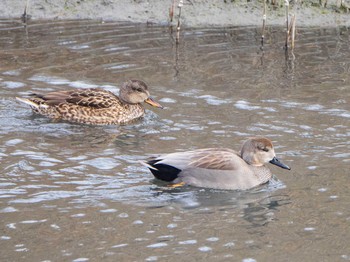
left=147, top=159, right=181, bottom=182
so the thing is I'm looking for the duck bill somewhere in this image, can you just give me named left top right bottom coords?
left=145, top=97, right=163, bottom=108
left=269, top=157, right=291, bottom=170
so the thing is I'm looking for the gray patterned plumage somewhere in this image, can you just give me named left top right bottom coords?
left=143, top=137, right=290, bottom=190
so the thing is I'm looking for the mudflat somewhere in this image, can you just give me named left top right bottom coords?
left=1, top=0, right=350, bottom=27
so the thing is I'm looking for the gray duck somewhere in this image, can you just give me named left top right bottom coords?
left=143, top=137, right=291, bottom=190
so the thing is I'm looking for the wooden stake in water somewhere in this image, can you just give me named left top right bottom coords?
left=176, top=0, right=184, bottom=44
left=291, top=0, right=298, bottom=50
left=261, top=0, right=267, bottom=48
left=21, top=0, right=30, bottom=23
left=285, top=0, right=289, bottom=50
left=169, top=0, right=176, bottom=23
left=290, top=14, right=296, bottom=49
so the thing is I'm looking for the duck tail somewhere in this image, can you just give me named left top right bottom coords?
left=139, top=160, right=158, bottom=170
left=16, top=97, right=39, bottom=109
left=16, top=97, right=48, bottom=109
left=141, top=158, right=181, bottom=182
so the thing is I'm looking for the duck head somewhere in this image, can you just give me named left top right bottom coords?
left=240, top=137, right=290, bottom=170
left=119, top=79, right=163, bottom=108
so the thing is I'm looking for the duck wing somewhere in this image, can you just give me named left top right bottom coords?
left=152, top=148, right=241, bottom=171
left=187, top=148, right=242, bottom=170
left=145, top=148, right=245, bottom=182
left=33, top=88, right=119, bottom=108
left=148, top=148, right=264, bottom=190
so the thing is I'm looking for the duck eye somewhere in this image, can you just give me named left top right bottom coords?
left=133, top=87, right=143, bottom=92
left=131, top=87, right=142, bottom=92
left=257, top=143, right=269, bottom=152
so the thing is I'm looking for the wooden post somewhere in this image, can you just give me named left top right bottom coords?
left=291, top=14, right=296, bottom=49
left=261, top=0, right=267, bottom=48
left=21, top=0, right=29, bottom=23
left=176, top=0, right=183, bottom=44
left=169, top=0, right=176, bottom=23
left=285, top=0, right=289, bottom=50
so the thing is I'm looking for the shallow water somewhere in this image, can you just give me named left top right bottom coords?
left=0, top=19, right=349, bottom=261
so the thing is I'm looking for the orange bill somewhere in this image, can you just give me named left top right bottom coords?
left=145, top=97, right=163, bottom=108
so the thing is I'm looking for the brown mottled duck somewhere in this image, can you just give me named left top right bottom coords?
left=16, top=79, right=163, bottom=125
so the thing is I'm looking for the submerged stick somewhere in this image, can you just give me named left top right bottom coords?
left=261, top=0, right=267, bottom=48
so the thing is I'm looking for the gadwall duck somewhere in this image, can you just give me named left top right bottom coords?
left=16, top=79, right=163, bottom=125
left=143, top=137, right=290, bottom=190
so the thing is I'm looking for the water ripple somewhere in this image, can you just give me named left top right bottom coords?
left=0, top=20, right=349, bottom=262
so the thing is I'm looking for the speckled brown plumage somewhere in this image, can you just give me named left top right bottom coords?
left=16, top=80, right=163, bottom=125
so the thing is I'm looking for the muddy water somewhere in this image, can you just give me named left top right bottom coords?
left=0, top=19, right=349, bottom=261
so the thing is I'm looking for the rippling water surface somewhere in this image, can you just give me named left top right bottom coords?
left=0, top=19, right=349, bottom=261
